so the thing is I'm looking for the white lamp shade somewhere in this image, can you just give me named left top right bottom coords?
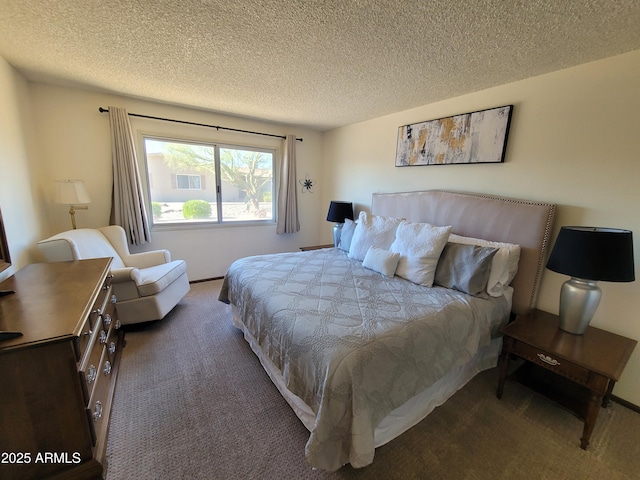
left=55, top=180, right=91, bottom=205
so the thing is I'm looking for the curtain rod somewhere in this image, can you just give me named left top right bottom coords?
left=98, top=107, right=303, bottom=142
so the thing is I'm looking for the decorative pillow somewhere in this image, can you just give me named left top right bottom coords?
left=448, top=233, right=521, bottom=297
left=434, top=243, right=499, bottom=297
left=389, top=221, right=452, bottom=287
left=338, top=218, right=357, bottom=252
left=362, top=246, right=400, bottom=277
left=348, top=212, right=404, bottom=261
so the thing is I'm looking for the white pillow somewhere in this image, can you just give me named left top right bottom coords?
left=362, top=246, right=400, bottom=277
left=348, top=212, right=404, bottom=261
left=338, top=218, right=357, bottom=252
left=389, top=221, right=452, bottom=287
left=448, top=233, right=521, bottom=297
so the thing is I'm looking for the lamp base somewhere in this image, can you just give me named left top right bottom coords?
left=332, top=223, right=344, bottom=248
left=558, top=277, right=601, bottom=335
left=68, top=205, right=88, bottom=229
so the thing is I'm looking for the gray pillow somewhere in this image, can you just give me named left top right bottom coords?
left=434, top=243, right=498, bottom=297
left=338, top=218, right=357, bottom=252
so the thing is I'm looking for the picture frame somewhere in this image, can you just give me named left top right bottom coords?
left=395, top=105, right=513, bottom=166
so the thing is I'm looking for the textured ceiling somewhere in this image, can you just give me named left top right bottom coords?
left=1, top=1, right=639, bottom=130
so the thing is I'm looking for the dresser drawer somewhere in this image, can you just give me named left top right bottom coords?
left=75, top=315, right=93, bottom=361
left=101, top=300, right=118, bottom=331
left=511, top=340, right=591, bottom=386
left=79, top=316, right=105, bottom=403
left=86, top=335, right=119, bottom=447
left=74, top=283, right=114, bottom=361
left=87, top=348, right=112, bottom=445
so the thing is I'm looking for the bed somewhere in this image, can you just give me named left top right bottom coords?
left=219, top=190, right=556, bottom=471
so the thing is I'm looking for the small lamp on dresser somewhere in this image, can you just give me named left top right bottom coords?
left=55, top=180, right=91, bottom=229
left=326, top=201, right=354, bottom=247
left=546, top=226, right=635, bottom=334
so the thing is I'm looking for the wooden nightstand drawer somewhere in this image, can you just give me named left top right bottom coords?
left=511, top=340, right=591, bottom=386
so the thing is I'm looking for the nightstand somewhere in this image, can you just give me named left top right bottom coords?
left=497, top=309, right=636, bottom=450
left=299, top=244, right=334, bottom=251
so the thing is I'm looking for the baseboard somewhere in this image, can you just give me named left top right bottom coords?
left=189, top=277, right=224, bottom=284
left=612, top=395, right=640, bottom=414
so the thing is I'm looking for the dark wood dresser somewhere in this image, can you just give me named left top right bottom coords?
left=0, top=259, right=124, bottom=479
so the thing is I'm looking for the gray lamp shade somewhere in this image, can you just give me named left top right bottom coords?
left=546, top=227, right=635, bottom=282
left=326, top=201, right=354, bottom=223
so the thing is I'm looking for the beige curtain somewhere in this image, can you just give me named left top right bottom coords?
left=276, top=134, right=300, bottom=234
left=108, top=106, right=151, bottom=245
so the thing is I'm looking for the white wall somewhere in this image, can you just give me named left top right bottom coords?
left=0, top=57, right=46, bottom=283
left=28, top=84, right=325, bottom=280
left=322, top=49, right=640, bottom=405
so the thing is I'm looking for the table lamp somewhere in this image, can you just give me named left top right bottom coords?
left=546, top=226, right=635, bottom=334
left=326, top=201, right=354, bottom=247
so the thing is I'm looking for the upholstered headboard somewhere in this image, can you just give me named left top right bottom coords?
left=371, top=190, right=556, bottom=315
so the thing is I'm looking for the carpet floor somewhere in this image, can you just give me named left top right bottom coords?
left=105, top=280, right=640, bottom=479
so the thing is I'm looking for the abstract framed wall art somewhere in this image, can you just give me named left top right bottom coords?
left=395, top=105, right=513, bottom=166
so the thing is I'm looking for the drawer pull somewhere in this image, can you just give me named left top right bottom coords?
left=94, top=401, right=102, bottom=421
left=104, top=361, right=112, bottom=376
left=103, top=313, right=112, bottom=327
left=108, top=341, right=117, bottom=355
left=87, top=364, right=97, bottom=383
left=537, top=353, right=560, bottom=366
left=111, top=294, right=117, bottom=304
left=115, top=320, right=122, bottom=330
left=99, top=330, right=108, bottom=345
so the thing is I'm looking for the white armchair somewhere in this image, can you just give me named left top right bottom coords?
left=37, top=226, right=190, bottom=325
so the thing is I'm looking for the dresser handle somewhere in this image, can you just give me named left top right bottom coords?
left=99, top=330, right=108, bottom=345
left=87, top=365, right=97, bottom=384
left=94, top=401, right=102, bottom=421
left=103, top=313, right=112, bottom=327
left=108, top=341, right=116, bottom=355
left=104, top=361, right=112, bottom=376
left=115, top=320, right=122, bottom=330
left=111, top=294, right=117, bottom=304
left=537, top=353, right=560, bottom=366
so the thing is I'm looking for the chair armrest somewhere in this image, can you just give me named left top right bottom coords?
left=122, top=250, right=171, bottom=269
left=110, top=267, right=138, bottom=283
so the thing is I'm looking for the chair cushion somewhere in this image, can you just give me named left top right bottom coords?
left=134, top=260, right=188, bottom=297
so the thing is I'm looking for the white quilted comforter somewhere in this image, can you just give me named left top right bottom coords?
left=219, top=248, right=509, bottom=471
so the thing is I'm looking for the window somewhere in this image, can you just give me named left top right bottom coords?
left=176, top=174, right=202, bottom=190
left=143, top=137, right=275, bottom=225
